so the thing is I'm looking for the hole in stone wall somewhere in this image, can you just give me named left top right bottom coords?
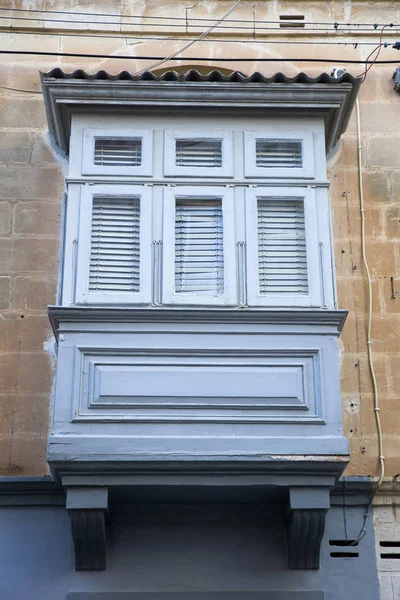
left=380, top=541, right=400, bottom=547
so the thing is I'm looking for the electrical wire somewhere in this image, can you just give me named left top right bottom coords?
left=357, top=25, right=390, bottom=80
left=0, top=28, right=395, bottom=46
left=347, top=98, right=385, bottom=547
left=0, top=83, right=41, bottom=93
left=0, top=11, right=399, bottom=34
left=0, top=49, right=399, bottom=63
left=132, top=0, right=243, bottom=77
left=0, top=5, right=398, bottom=29
left=2, top=13, right=398, bottom=33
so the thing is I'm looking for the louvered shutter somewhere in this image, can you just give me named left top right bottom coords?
left=175, top=198, right=224, bottom=295
left=89, top=196, right=141, bottom=292
left=256, top=139, right=302, bottom=169
left=94, top=138, right=142, bottom=167
left=175, top=139, right=222, bottom=168
left=257, top=197, right=308, bottom=295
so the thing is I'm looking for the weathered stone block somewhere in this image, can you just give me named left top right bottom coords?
left=0, top=314, right=53, bottom=353
left=0, top=202, right=12, bottom=235
left=378, top=573, right=394, bottom=600
left=334, top=240, right=362, bottom=278
left=8, top=435, right=48, bottom=476
left=365, top=139, right=400, bottom=169
left=0, top=238, right=13, bottom=273
left=363, top=170, right=392, bottom=204
left=366, top=242, right=397, bottom=276
left=385, top=205, right=400, bottom=239
left=0, top=165, right=63, bottom=200
left=12, top=394, right=50, bottom=436
left=11, top=238, right=59, bottom=273
left=0, top=277, right=11, bottom=310
left=13, top=201, right=61, bottom=236
left=0, top=99, right=46, bottom=129
left=0, top=439, right=11, bottom=474
left=332, top=205, right=383, bottom=240
left=0, top=131, right=31, bottom=164
left=13, top=276, right=57, bottom=311
left=0, top=352, right=53, bottom=394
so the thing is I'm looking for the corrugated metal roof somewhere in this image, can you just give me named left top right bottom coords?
left=43, top=67, right=360, bottom=87
left=41, top=67, right=360, bottom=154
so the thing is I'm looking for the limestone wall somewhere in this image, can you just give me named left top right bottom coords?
left=0, top=0, right=398, bottom=476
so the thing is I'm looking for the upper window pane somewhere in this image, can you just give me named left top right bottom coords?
left=94, top=138, right=142, bottom=167
left=175, top=198, right=224, bottom=295
left=244, top=131, right=314, bottom=178
left=81, top=128, right=153, bottom=176
left=256, top=139, right=302, bottom=169
left=164, top=130, right=233, bottom=177
left=175, top=139, right=222, bottom=168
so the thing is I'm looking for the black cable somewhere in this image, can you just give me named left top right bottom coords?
left=0, top=5, right=398, bottom=29
left=0, top=28, right=391, bottom=47
left=0, top=13, right=399, bottom=34
left=0, top=49, right=399, bottom=63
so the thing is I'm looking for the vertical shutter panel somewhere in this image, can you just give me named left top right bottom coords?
left=175, top=198, right=224, bottom=295
left=94, top=138, right=142, bottom=166
left=175, top=139, right=222, bottom=168
left=89, top=196, right=141, bottom=292
left=257, top=197, right=308, bottom=294
left=256, top=139, right=302, bottom=169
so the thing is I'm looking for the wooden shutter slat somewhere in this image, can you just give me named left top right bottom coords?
left=256, top=139, right=303, bottom=169
left=258, top=197, right=308, bottom=295
left=175, top=139, right=222, bottom=168
left=89, top=196, right=141, bottom=292
left=94, top=138, right=142, bottom=167
left=174, top=198, right=224, bottom=295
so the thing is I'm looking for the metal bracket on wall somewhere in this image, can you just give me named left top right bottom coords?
left=393, top=68, right=400, bottom=93
left=284, top=487, right=330, bottom=569
left=66, top=487, right=109, bottom=570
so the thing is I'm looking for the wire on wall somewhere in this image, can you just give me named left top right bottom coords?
left=0, top=5, right=398, bottom=29
left=131, top=0, right=243, bottom=77
left=0, top=49, right=399, bottom=63
left=0, top=28, right=396, bottom=46
left=347, top=98, right=385, bottom=547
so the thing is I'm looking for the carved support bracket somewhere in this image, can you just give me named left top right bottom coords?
left=284, top=486, right=330, bottom=570
left=66, top=487, right=109, bottom=570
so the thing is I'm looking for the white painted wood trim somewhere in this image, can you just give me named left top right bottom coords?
left=244, top=130, right=314, bottom=179
left=81, top=128, right=153, bottom=177
left=162, top=185, right=236, bottom=306
left=245, top=186, right=321, bottom=308
left=163, top=130, right=234, bottom=178
left=74, top=184, right=152, bottom=305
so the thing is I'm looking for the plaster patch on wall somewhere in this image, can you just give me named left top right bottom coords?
left=43, top=333, right=57, bottom=433
left=42, top=129, right=68, bottom=177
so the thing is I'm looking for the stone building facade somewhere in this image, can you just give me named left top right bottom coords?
left=0, top=1, right=399, bottom=598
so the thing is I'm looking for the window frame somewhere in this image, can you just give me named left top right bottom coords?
left=81, top=128, right=153, bottom=177
left=245, top=186, right=321, bottom=307
left=163, top=130, right=234, bottom=178
left=162, top=185, right=237, bottom=306
left=74, top=184, right=152, bottom=305
left=244, top=130, right=314, bottom=179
